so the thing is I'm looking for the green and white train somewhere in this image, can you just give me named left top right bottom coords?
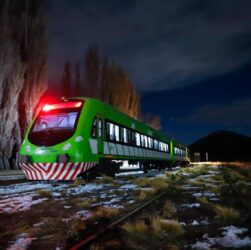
left=19, top=98, right=190, bottom=180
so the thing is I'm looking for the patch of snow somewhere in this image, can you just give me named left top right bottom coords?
left=192, top=192, right=217, bottom=197
left=201, top=220, right=209, bottom=225
left=156, top=173, right=167, bottom=178
left=116, top=171, right=143, bottom=176
left=0, top=182, right=53, bottom=195
left=76, top=210, right=93, bottom=221
left=182, top=203, right=200, bottom=208
left=182, top=185, right=200, bottom=190
left=192, top=226, right=251, bottom=249
left=33, top=222, right=45, bottom=227
left=51, top=192, right=61, bottom=197
left=190, top=220, right=200, bottom=226
left=192, top=241, right=211, bottom=250
left=8, top=233, right=36, bottom=250
left=64, top=206, right=71, bottom=209
left=209, top=197, right=219, bottom=201
left=128, top=200, right=135, bottom=204
left=0, top=195, right=48, bottom=213
left=119, top=184, right=137, bottom=190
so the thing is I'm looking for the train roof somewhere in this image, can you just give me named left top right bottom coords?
left=67, top=97, right=187, bottom=149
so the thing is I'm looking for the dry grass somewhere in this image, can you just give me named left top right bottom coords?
left=137, top=189, right=156, bottom=200
left=69, top=178, right=86, bottom=187
left=207, top=185, right=220, bottom=194
left=37, top=190, right=52, bottom=198
left=151, top=216, right=162, bottom=234
left=187, top=180, right=206, bottom=187
left=111, top=181, right=121, bottom=188
left=76, top=200, right=92, bottom=209
left=163, top=200, right=177, bottom=218
left=151, top=216, right=184, bottom=237
left=214, top=205, right=240, bottom=222
left=160, top=219, right=185, bottom=236
left=183, top=165, right=209, bottom=177
left=133, top=177, right=151, bottom=187
left=95, top=206, right=119, bottom=219
left=226, top=168, right=246, bottom=181
left=122, top=220, right=148, bottom=234
left=67, top=218, right=86, bottom=238
left=196, top=197, right=214, bottom=207
left=149, top=177, right=169, bottom=191
left=100, top=175, right=114, bottom=183
left=121, top=174, right=134, bottom=180
left=210, top=175, right=223, bottom=182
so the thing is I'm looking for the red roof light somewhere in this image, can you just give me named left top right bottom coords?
left=42, top=101, right=83, bottom=112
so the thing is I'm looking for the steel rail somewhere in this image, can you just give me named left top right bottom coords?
left=70, top=189, right=169, bottom=250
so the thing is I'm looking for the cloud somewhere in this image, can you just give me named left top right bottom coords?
left=181, top=98, right=251, bottom=126
left=46, top=0, right=251, bottom=91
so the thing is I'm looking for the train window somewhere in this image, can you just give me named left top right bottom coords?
left=142, top=135, right=147, bottom=148
left=141, top=134, right=145, bottom=147
left=106, top=122, right=114, bottom=140
left=160, top=142, right=164, bottom=151
left=127, top=129, right=131, bottom=144
left=136, top=132, right=141, bottom=146
left=154, top=139, right=158, bottom=150
left=132, top=131, right=136, bottom=145
left=91, top=117, right=97, bottom=138
left=148, top=137, right=153, bottom=149
left=98, top=118, right=102, bottom=138
left=115, top=125, right=119, bottom=142
left=121, top=127, right=129, bottom=143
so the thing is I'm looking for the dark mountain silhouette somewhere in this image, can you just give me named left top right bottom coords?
left=189, top=131, right=251, bottom=162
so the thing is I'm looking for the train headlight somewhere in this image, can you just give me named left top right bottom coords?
left=19, top=154, right=30, bottom=164
left=56, top=154, right=69, bottom=163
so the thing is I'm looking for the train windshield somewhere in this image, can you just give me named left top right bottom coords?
left=31, top=111, right=78, bottom=132
left=28, top=101, right=83, bottom=147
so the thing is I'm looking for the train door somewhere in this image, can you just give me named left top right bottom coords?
left=97, top=115, right=104, bottom=154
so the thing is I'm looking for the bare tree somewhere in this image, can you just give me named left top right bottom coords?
left=62, top=60, right=71, bottom=98
left=0, top=0, right=47, bottom=170
left=140, top=113, right=162, bottom=131
left=75, top=62, right=81, bottom=96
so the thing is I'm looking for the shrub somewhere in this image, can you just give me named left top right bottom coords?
left=160, top=219, right=185, bottom=236
left=151, top=216, right=184, bottom=237
left=76, top=200, right=92, bottom=209
left=149, top=177, right=169, bottom=191
left=95, top=206, right=119, bottom=219
left=122, top=220, right=148, bottom=234
left=37, top=190, right=52, bottom=198
left=133, top=177, right=150, bottom=187
left=214, top=205, right=240, bottom=222
left=163, top=200, right=177, bottom=218
left=196, top=197, right=213, bottom=207
left=137, top=189, right=156, bottom=200
left=100, top=175, right=114, bottom=183
left=207, top=185, right=220, bottom=194
left=69, top=178, right=86, bottom=187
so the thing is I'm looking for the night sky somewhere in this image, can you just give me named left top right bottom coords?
left=44, top=0, right=251, bottom=145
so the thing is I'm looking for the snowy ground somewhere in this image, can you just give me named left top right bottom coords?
left=1, top=164, right=251, bottom=249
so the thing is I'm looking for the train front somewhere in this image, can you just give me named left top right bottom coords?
left=19, top=99, right=97, bottom=180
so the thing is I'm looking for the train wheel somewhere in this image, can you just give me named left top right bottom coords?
left=86, top=168, right=96, bottom=180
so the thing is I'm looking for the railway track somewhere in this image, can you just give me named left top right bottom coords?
left=70, top=189, right=170, bottom=250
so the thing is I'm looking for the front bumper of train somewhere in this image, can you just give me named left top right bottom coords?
left=19, top=162, right=98, bottom=180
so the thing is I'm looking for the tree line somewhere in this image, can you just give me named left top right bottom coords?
left=61, top=46, right=140, bottom=119
left=0, top=1, right=160, bottom=171
left=0, top=0, right=47, bottom=170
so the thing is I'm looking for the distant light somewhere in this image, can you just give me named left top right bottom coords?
left=42, top=101, right=83, bottom=112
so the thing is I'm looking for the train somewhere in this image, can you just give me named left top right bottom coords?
left=19, top=97, right=190, bottom=180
